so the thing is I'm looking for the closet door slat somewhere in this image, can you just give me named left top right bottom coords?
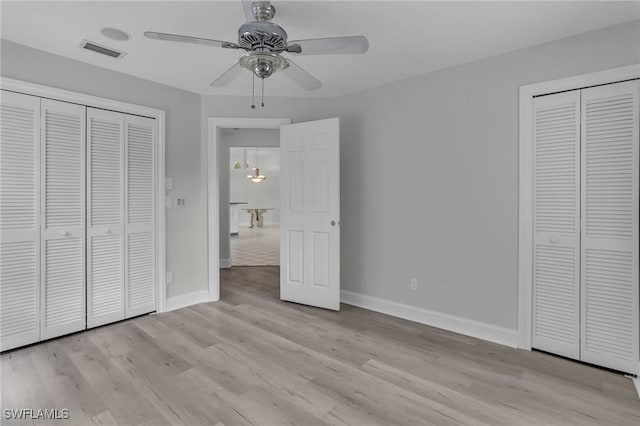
left=0, top=91, right=41, bottom=351
left=532, top=91, right=581, bottom=360
left=40, top=99, right=86, bottom=340
left=87, top=108, right=125, bottom=328
left=125, top=115, right=156, bottom=318
left=581, top=80, right=639, bottom=374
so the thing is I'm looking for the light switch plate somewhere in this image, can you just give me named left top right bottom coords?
left=409, top=278, right=418, bottom=292
left=166, top=272, right=173, bottom=284
left=165, top=196, right=172, bottom=208
left=165, top=177, right=173, bottom=190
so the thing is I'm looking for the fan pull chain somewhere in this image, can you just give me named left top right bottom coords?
left=251, top=73, right=256, bottom=109
left=261, top=77, right=265, bottom=108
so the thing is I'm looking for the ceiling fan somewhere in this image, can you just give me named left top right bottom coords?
left=144, top=0, right=369, bottom=107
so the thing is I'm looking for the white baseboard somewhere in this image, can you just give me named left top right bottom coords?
left=220, top=258, right=232, bottom=268
left=340, top=290, right=519, bottom=348
left=633, top=377, right=640, bottom=401
left=166, top=290, right=209, bottom=312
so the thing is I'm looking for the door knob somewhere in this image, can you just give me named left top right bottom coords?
left=60, top=231, right=69, bottom=237
left=331, top=220, right=336, bottom=226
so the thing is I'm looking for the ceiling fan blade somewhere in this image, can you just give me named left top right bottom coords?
left=144, top=31, right=239, bottom=49
left=286, top=36, right=369, bottom=55
left=211, top=62, right=244, bottom=87
left=281, top=60, right=321, bottom=91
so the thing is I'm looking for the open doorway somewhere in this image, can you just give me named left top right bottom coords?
left=229, top=145, right=280, bottom=266
left=218, top=128, right=280, bottom=270
left=208, top=117, right=340, bottom=311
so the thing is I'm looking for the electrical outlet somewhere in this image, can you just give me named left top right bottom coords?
left=166, top=272, right=173, bottom=284
left=409, top=278, right=418, bottom=292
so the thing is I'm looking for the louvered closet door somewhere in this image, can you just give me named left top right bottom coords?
left=125, top=115, right=156, bottom=318
left=40, top=99, right=86, bottom=340
left=0, top=91, right=41, bottom=351
left=580, top=80, right=639, bottom=374
left=87, top=108, right=125, bottom=328
left=532, top=91, right=581, bottom=359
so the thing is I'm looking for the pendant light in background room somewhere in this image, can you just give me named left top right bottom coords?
left=247, top=148, right=266, bottom=183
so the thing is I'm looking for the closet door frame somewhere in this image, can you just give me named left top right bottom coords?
left=0, top=77, right=167, bottom=315
left=519, top=65, right=640, bottom=374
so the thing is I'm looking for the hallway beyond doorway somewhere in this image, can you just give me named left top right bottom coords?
left=231, top=225, right=280, bottom=266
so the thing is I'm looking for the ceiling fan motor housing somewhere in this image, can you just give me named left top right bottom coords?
left=238, top=21, right=288, bottom=53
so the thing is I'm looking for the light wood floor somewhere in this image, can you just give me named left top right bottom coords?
left=2, top=266, right=639, bottom=425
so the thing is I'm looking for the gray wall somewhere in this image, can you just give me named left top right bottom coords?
left=2, top=19, right=639, bottom=331
left=0, top=39, right=203, bottom=300
left=219, top=129, right=280, bottom=262
left=329, top=19, right=640, bottom=329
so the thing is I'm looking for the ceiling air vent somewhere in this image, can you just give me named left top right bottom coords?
left=80, top=40, right=126, bottom=59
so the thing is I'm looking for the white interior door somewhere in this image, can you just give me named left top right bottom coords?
left=580, top=80, right=639, bottom=373
left=532, top=91, right=581, bottom=359
left=125, top=114, right=156, bottom=318
left=0, top=91, right=41, bottom=351
left=87, top=108, right=125, bottom=328
left=40, top=99, right=86, bottom=340
left=280, top=118, right=340, bottom=310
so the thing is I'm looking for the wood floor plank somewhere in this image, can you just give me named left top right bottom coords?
left=92, top=410, right=119, bottom=426
left=236, top=386, right=330, bottom=426
left=2, top=265, right=639, bottom=425
left=361, top=359, right=515, bottom=425
left=66, top=337, right=172, bottom=426
left=1, top=347, right=55, bottom=426
left=28, top=340, right=105, bottom=424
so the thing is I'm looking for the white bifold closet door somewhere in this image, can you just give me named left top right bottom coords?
left=87, top=108, right=125, bottom=328
left=580, top=80, right=639, bottom=373
left=532, top=91, right=581, bottom=359
left=40, top=99, right=86, bottom=340
left=125, top=115, right=156, bottom=317
left=0, top=91, right=41, bottom=351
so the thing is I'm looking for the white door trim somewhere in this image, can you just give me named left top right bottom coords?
left=1, top=77, right=167, bottom=314
left=207, top=117, right=291, bottom=301
left=518, top=64, right=640, bottom=350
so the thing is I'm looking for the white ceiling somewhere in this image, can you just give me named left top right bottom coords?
left=2, top=1, right=639, bottom=97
